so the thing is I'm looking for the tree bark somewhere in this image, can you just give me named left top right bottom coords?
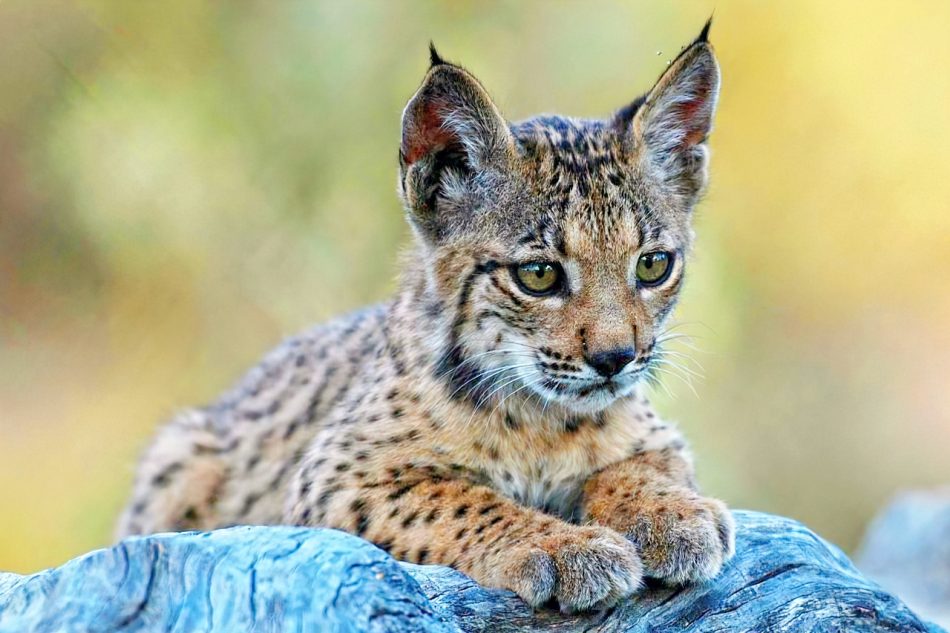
left=0, top=511, right=943, bottom=632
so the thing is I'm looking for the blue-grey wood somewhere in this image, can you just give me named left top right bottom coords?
left=0, top=511, right=944, bottom=633
left=0, top=526, right=455, bottom=633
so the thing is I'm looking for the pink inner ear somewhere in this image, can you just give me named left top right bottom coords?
left=677, top=100, right=708, bottom=147
left=668, top=76, right=714, bottom=148
left=403, top=101, right=457, bottom=165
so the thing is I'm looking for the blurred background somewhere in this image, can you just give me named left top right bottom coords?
left=1, top=0, right=949, bottom=574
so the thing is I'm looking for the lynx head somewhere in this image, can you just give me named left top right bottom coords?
left=398, top=23, right=720, bottom=415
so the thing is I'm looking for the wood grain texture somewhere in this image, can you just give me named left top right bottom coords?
left=0, top=511, right=944, bottom=632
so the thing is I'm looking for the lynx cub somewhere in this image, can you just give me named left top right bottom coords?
left=118, top=22, right=734, bottom=612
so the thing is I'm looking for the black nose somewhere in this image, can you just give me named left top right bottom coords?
left=586, top=347, right=637, bottom=378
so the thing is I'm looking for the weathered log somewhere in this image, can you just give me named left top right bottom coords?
left=858, top=487, right=950, bottom=630
left=0, top=511, right=944, bottom=632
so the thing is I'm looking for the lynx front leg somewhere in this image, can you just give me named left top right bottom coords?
left=583, top=443, right=735, bottom=584
left=287, top=465, right=642, bottom=612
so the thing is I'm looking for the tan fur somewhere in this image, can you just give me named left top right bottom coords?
left=118, top=26, right=733, bottom=612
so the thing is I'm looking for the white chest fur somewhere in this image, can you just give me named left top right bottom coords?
left=486, top=452, right=591, bottom=520
left=472, top=400, right=681, bottom=520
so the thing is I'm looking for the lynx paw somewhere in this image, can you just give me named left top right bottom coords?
left=502, top=525, right=643, bottom=613
left=626, top=491, right=735, bottom=584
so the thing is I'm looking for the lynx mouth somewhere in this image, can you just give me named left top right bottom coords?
left=529, top=368, right=644, bottom=412
left=464, top=352, right=645, bottom=414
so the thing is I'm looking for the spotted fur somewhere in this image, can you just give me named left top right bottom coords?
left=118, top=22, right=734, bottom=612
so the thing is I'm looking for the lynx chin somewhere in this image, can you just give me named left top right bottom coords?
left=118, top=21, right=734, bottom=613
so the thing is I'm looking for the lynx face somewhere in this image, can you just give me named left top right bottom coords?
left=400, top=38, right=719, bottom=414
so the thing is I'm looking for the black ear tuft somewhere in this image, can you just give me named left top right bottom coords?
left=695, top=16, right=713, bottom=45
left=429, top=42, right=447, bottom=67
left=619, top=21, right=720, bottom=205
left=399, top=55, right=513, bottom=235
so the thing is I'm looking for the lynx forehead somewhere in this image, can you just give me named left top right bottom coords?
left=119, top=21, right=734, bottom=614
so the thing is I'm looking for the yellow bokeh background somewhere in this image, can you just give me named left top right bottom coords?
left=2, top=0, right=949, bottom=574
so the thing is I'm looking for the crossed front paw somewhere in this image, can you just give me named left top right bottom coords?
left=623, top=490, right=735, bottom=585
left=500, top=525, right=643, bottom=613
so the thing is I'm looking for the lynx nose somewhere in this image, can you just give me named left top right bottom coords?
left=586, top=347, right=637, bottom=378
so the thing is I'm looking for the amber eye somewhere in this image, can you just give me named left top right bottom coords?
left=513, top=262, right=562, bottom=296
left=635, top=251, right=674, bottom=286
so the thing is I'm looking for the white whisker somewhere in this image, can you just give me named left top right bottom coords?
left=488, top=375, right=545, bottom=424
left=445, top=361, right=537, bottom=402
left=653, top=356, right=704, bottom=381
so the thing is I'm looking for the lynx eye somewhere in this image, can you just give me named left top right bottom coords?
left=635, top=251, right=674, bottom=286
left=512, top=262, right=562, bottom=296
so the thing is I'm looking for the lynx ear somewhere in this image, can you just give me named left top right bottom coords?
left=399, top=46, right=513, bottom=234
left=618, top=21, right=721, bottom=204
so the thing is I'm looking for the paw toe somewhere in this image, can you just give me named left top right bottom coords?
left=554, top=529, right=643, bottom=612
left=710, top=500, right=736, bottom=560
left=506, top=549, right=557, bottom=607
left=631, top=495, right=735, bottom=585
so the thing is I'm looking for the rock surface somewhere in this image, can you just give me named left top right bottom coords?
left=0, top=510, right=944, bottom=632
left=858, top=487, right=950, bottom=630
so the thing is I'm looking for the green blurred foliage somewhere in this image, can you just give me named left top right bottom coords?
left=1, top=0, right=949, bottom=573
